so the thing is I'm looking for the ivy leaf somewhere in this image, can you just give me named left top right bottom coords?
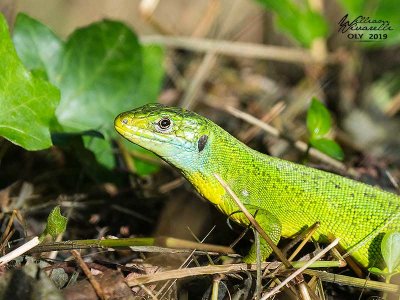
left=41, top=206, right=67, bottom=241
left=13, top=13, right=62, bottom=81
left=310, top=137, right=344, bottom=161
left=13, top=15, right=164, bottom=174
left=307, top=98, right=332, bottom=138
left=0, top=13, right=59, bottom=150
left=256, top=0, right=328, bottom=48
left=54, top=20, right=143, bottom=132
left=381, top=231, right=400, bottom=273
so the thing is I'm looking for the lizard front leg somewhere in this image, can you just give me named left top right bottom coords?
left=231, top=205, right=282, bottom=263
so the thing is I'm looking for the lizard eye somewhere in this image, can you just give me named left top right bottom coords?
left=156, top=117, right=172, bottom=132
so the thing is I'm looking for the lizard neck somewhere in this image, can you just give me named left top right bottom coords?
left=179, top=125, right=254, bottom=207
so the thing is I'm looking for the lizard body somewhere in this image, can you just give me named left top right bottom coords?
left=115, top=103, right=400, bottom=267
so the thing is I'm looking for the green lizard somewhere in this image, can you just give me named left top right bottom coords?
left=114, top=103, right=400, bottom=268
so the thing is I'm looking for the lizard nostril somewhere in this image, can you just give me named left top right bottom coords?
left=122, top=118, right=128, bottom=124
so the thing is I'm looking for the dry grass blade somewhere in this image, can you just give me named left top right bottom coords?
left=156, top=227, right=218, bottom=299
left=158, top=177, right=185, bottom=193
left=288, top=223, right=320, bottom=261
left=125, top=260, right=399, bottom=294
left=385, top=91, right=400, bottom=117
left=127, top=262, right=280, bottom=286
left=303, top=269, right=400, bottom=294
left=261, top=238, right=339, bottom=299
left=140, top=36, right=336, bottom=65
left=0, top=209, right=17, bottom=247
left=239, top=101, right=286, bottom=143
left=181, top=51, right=217, bottom=109
left=71, top=250, right=106, bottom=300
left=192, top=0, right=220, bottom=37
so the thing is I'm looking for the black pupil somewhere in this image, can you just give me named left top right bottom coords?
left=159, top=118, right=170, bottom=129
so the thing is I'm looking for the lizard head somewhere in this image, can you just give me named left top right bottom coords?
left=114, top=103, right=212, bottom=170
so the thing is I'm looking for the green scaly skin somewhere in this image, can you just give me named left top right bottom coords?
left=115, top=103, right=400, bottom=267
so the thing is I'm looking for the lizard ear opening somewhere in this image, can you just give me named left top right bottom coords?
left=198, top=135, right=208, bottom=152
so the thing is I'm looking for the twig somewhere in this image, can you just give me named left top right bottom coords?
left=156, top=227, right=218, bottom=298
left=239, top=101, right=286, bottom=143
left=261, top=239, right=339, bottom=299
left=111, top=204, right=153, bottom=223
left=303, top=269, right=400, bottom=294
left=385, top=91, right=400, bottom=117
left=71, top=250, right=106, bottom=300
left=125, top=260, right=397, bottom=293
left=139, top=0, right=174, bottom=35
left=288, top=223, right=320, bottom=261
left=0, top=236, right=40, bottom=265
left=385, top=170, right=399, bottom=192
left=127, top=262, right=276, bottom=286
left=281, top=222, right=320, bottom=257
left=0, top=229, right=15, bottom=254
left=158, top=178, right=185, bottom=194
left=192, top=0, right=220, bottom=37
left=255, top=231, right=262, bottom=300
left=140, top=36, right=337, bottom=65
left=181, top=51, right=217, bottom=109
left=211, top=274, right=223, bottom=300
left=28, top=236, right=234, bottom=255
left=139, top=283, right=158, bottom=300
left=0, top=209, right=17, bottom=246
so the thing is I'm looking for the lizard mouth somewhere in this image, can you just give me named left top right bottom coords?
left=114, top=114, right=194, bottom=151
left=114, top=115, right=162, bottom=144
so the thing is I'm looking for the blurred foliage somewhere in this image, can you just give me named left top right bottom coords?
left=0, top=14, right=59, bottom=150
left=3, top=13, right=164, bottom=175
left=369, top=72, right=400, bottom=113
left=307, top=98, right=344, bottom=161
left=337, top=0, right=400, bottom=47
left=256, top=0, right=399, bottom=48
left=256, top=0, right=328, bottom=47
left=307, top=98, right=332, bottom=137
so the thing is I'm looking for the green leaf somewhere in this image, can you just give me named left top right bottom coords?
left=307, top=98, right=332, bottom=138
left=83, top=44, right=164, bottom=172
left=133, top=154, right=160, bottom=176
left=13, top=15, right=164, bottom=172
left=337, top=0, right=400, bottom=47
left=0, top=13, right=60, bottom=150
left=42, top=206, right=67, bottom=241
left=381, top=231, right=400, bottom=273
left=368, top=266, right=389, bottom=276
left=136, top=45, right=165, bottom=101
left=83, top=136, right=115, bottom=169
left=310, top=138, right=344, bottom=161
left=13, top=13, right=62, bottom=81
left=256, top=0, right=328, bottom=47
left=55, top=20, right=143, bottom=132
left=54, top=21, right=164, bottom=171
